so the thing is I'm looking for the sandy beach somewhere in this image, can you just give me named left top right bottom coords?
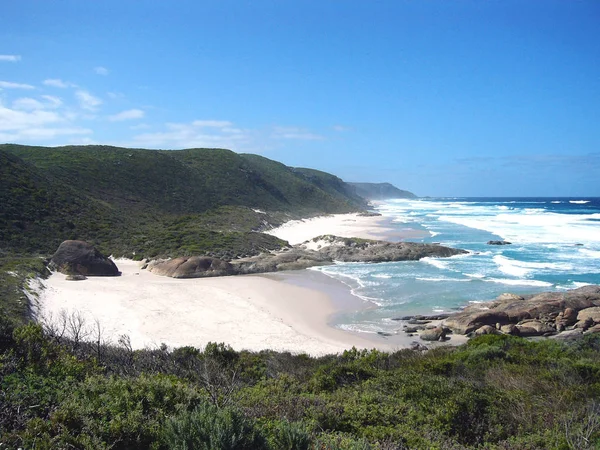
left=266, top=211, right=428, bottom=244
left=34, top=213, right=458, bottom=355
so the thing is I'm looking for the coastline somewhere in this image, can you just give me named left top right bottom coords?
left=34, top=212, right=464, bottom=354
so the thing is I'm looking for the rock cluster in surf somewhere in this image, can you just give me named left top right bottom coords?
left=441, top=285, right=600, bottom=340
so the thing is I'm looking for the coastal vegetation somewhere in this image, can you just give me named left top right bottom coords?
left=1, top=316, right=599, bottom=449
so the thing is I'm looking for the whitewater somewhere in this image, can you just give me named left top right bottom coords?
left=316, top=197, right=600, bottom=336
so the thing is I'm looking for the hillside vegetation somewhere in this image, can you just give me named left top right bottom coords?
left=348, top=182, right=417, bottom=200
left=0, top=144, right=366, bottom=259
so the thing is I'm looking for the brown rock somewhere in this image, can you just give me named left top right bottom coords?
left=518, top=320, right=555, bottom=334
left=419, top=327, right=447, bottom=341
left=577, top=307, right=600, bottom=323
left=584, top=324, right=600, bottom=334
left=474, top=325, right=499, bottom=335
left=149, top=256, right=235, bottom=278
left=500, top=324, right=519, bottom=335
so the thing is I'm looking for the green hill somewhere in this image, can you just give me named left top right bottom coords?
left=0, top=144, right=365, bottom=258
left=348, top=182, right=417, bottom=200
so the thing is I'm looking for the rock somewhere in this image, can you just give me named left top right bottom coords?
left=419, top=327, right=447, bottom=341
left=577, top=307, right=600, bottom=323
left=65, top=274, right=87, bottom=281
left=317, top=237, right=467, bottom=262
left=403, top=326, right=425, bottom=333
left=550, top=328, right=584, bottom=341
left=50, top=240, right=120, bottom=276
left=574, top=318, right=594, bottom=331
left=500, top=324, right=519, bottom=335
left=496, top=293, right=524, bottom=302
left=443, top=310, right=510, bottom=335
left=407, top=319, right=431, bottom=325
left=149, top=256, right=235, bottom=278
left=487, top=240, right=512, bottom=245
left=515, top=326, right=542, bottom=337
left=474, top=325, right=498, bottom=335
left=584, top=324, right=600, bottom=334
left=517, top=320, right=555, bottom=334
left=444, top=285, right=600, bottom=335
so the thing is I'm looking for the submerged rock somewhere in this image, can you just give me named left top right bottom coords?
left=50, top=240, right=120, bottom=276
left=487, top=240, right=512, bottom=245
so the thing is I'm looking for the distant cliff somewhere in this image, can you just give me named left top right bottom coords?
left=349, top=182, right=417, bottom=200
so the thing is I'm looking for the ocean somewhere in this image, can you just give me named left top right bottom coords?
left=315, top=197, right=600, bottom=336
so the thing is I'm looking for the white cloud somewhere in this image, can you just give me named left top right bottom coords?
left=43, top=78, right=75, bottom=88
left=0, top=55, right=21, bottom=62
left=272, top=126, right=325, bottom=141
left=130, top=123, right=150, bottom=130
left=0, top=80, right=35, bottom=90
left=108, top=108, right=145, bottom=121
left=94, top=66, right=109, bottom=75
left=12, top=97, right=45, bottom=111
left=131, top=119, right=251, bottom=149
left=0, top=91, right=92, bottom=144
left=41, top=95, right=63, bottom=108
left=332, top=125, right=351, bottom=132
left=191, top=120, right=234, bottom=128
left=76, top=90, right=102, bottom=111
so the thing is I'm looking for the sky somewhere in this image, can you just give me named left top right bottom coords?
left=1, top=0, right=599, bottom=197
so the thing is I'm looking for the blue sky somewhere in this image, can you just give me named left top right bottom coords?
left=1, top=1, right=599, bottom=196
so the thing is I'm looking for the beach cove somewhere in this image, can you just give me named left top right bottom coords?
left=34, top=212, right=460, bottom=354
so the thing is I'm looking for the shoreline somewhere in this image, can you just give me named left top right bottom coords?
left=34, top=212, right=466, bottom=354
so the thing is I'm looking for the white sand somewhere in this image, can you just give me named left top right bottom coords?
left=266, top=213, right=399, bottom=245
left=34, top=213, right=457, bottom=355
left=35, top=259, right=396, bottom=355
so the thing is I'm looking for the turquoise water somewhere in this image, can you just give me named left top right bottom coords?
left=315, top=197, right=600, bottom=335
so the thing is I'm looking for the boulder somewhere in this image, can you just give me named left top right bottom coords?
left=474, top=325, right=498, bottom=335
left=550, top=328, right=584, bottom=341
left=517, top=320, right=555, bottom=334
left=496, top=293, right=524, bottom=302
left=574, top=318, right=594, bottom=331
left=50, top=240, right=120, bottom=276
left=443, top=310, right=510, bottom=335
left=149, top=256, right=235, bottom=278
left=65, top=274, right=87, bottom=281
left=500, top=324, right=519, bottom=335
left=577, top=307, right=600, bottom=323
left=585, top=324, right=600, bottom=334
left=515, top=326, right=542, bottom=337
left=419, top=327, right=447, bottom=341
left=487, top=240, right=512, bottom=245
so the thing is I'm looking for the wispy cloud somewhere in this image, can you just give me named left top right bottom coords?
left=0, top=80, right=35, bottom=90
left=332, top=125, right=351, bottom=132
left=108, top=108, right=145, bottom=121
left=0, top=98, right=92, bottom=143
left=271, top=126, right=325, bottom=141
left=43, top=78, right=76, bottom=88
left=76, top=90, right=102, bottom=111
left=130, top=119, right=252, bottom=149
left=0, top=54, right=21, bottom=62
left=94, top=66, right=109, bottom=76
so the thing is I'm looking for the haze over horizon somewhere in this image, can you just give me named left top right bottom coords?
left=1, top=1, right=599, bottom=197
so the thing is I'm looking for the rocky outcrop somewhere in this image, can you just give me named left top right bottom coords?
left=50, top=240, right=120, bottom=276
left=301, top=235, right=467, bottom=262
left=147, top=235, right=467, bottom=278
left=487, top=240, right=512, bottom=245
left=148, top=256, right=235, bottom=278
left=233, top=248, right=332, bottom=274
left=443, top=285, right=600, bottom=339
